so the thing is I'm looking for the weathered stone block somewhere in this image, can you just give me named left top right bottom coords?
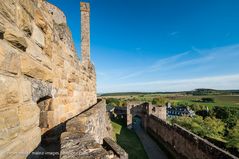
left=19, top=0, right=36, bottom=17
left=46, top=3, right=66, bottom=25
left=16, top=5, right=32, bottom=36
left=0, top=108, right=20, bottom=145
left=0, top=135, right=22, bottom=159
left=30, top=78, right=52, bottom=102
left=19, top=127, right=41, bottom=157
left=0, top=126, right=41, bottom=159
left=54, top=55, right=64, bottom=67
left=60, top=132, right=108, bottom=159
left=103, top=137, right=128, bottom=159
left=68, top=72, right=79, bottom=83
left=35, top=9, right=47, bottom=33
left=4, top=27, right=27, bottom=51
left=0, top=0, right=16, bottom=23
left=18, top=103, right=40, bottom=132
left=25, top=38, right=51, bottom=69
left=0, top=75, right=20, bottom=107
left=44, top=28, right=53, bottom=57
left=20, top=54, right=53, bottom=82
left=65, top=100, right=112, bottom=144
left=31, top=23, right=45, bottom=49
left=0, top=40, right=20, bottom=75
left=20, top=78, right=32, bottom=102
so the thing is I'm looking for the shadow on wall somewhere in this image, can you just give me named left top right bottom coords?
left=27, top=121, right=66, bottom=159
left=111, top=117, right=149, bottom=159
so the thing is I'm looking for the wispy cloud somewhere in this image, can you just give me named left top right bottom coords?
left=150, top=51, right=190, bottom=72
left=169, top=31, right=180, bottom=36
left=118, top=44, right=239, bottom=80
left=100, top=74, right=239, bottom=93
left=119, top=51, right=189, bottom=80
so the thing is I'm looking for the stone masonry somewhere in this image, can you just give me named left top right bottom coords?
left=80, top=2, right=90, bottom=64
left=0, top=0, right=97, bottom=158
left=147, top=115, right=238, bottom=159
left=60, top=100, right=127, bottom=159
left=126, top=101, right=166, bottom=129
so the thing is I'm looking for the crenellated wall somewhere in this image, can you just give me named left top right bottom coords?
left=0, top=0, right=96, bottom=158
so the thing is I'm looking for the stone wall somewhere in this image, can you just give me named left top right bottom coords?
left=147, top=105, right=166, bottom=121
left=147, top=115, right=238, bottom=159
left=0, top=0, right=96, bottom=158
left=65, top=100, right=113, bottom=144
left=126, top=101, right=166, bottom=129
left=60, top=100, right=127, bottom=159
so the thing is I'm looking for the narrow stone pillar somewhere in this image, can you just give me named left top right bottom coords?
left=80, top=2, right=90, bottom=64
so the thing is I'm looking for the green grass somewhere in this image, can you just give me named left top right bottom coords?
left=111, top=119, right=149, bottom=159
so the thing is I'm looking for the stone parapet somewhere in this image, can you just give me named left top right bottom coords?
left=147, top=115, right=238, bottom=159
left=66, top=99, right=113, bottom=144
left=60, top=100, right=127, bottom=159
left=60, top=132, right=109, bottom=159
left=103, top=137, right=128, bottom=159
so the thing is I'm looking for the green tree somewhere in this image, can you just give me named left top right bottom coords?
left=201, top=97, right=215, bottom=103
left=119, top=100, right=127, bottom=107
left=172, top=116, right=225, bottom=140
left=203, top=117, right=225, bottom=139
left=106, top=98, right=120, bottom=106
left=212, top=106, right=239, bottom=129
left=226, top=120, right=239, bottom=151
left=152, top=97, right=166, bottom=106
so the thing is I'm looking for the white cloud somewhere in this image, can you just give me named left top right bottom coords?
left=99, top=74, right=239, bottom=93
left=118, top=43, right=239, bottom=80
left=119, top=51, right=190, bottom=80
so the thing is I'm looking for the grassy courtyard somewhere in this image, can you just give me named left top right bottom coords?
left=111, top=119, right=149, bottom=159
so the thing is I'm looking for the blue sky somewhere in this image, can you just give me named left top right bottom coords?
left=48, top=0, right=239, bottom=93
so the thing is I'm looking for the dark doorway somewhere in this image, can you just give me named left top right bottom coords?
left=132, top=116, right=142, bottom=130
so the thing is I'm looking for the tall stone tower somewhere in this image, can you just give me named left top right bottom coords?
left=80, top=2, right=90, bottom=64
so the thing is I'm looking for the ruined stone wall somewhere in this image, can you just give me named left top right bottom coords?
left=0, top=0, right=96, bottom=158
left=147, top=115, right=237, bottom=159
left=60, top=100, right=126, bottom=159
left=126, top=101, right=166, bottom=129
left=126, top=101, right=146, bottom=128
left=65, top=100, right=112, bottom=144
left=147, top=105, right=166, bottom=121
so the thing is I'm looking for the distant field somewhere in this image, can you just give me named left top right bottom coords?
left=102, top=93, right=239, bottom=108
left=171, top=95, right=239, bottom=108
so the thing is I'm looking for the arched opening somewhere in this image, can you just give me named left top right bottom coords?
left=132, top=115, right=142, bottom=130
